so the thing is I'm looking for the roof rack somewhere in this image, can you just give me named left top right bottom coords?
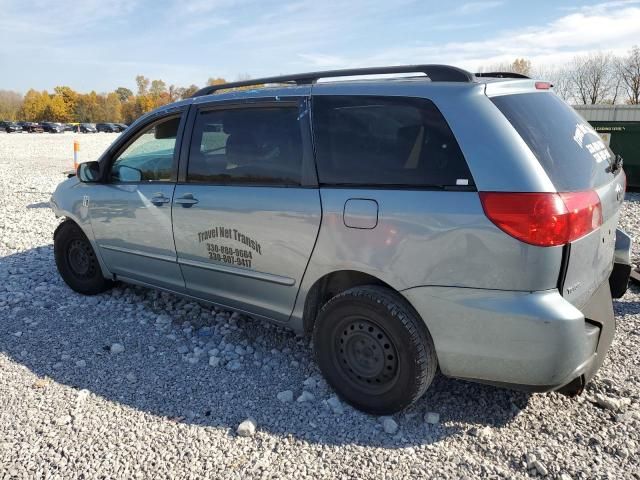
left=474, top=71, right=530, bottom=79
left=191, top=64, right=475, bottom=97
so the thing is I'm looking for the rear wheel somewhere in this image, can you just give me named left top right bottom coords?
left=54, top=221, right=113, bottom=295
left=313, top=285, right=437, bottom=414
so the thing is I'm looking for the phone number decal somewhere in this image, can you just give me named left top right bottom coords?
left=206, top=243, right=253, bottom=268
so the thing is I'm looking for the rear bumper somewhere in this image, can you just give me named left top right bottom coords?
left=402, top=280, right=615, bottom=392
left=610, top=228, right=632, bottom=299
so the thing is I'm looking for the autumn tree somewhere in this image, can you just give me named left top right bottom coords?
left=120, top=98, right=139, bottom=124
left=511, top=58, right=532, bottom=76
left=0, top=90, right=23, bottom=120
left=476, top=58, right=531, bottom=75
left=44, top=94, right=71, bottom=122
left=21, top=90, right=51, bottom=121
left=75, top=92, right=102, bottom=122
left=53, top=86, right=78, bottom=117
left=180, top=84, right=200, bottom=99
left=135, top=75, right=150, bottom=96
left=207, top=77, right=227, bottom=86
left=99, top=93, right=123, bottom=122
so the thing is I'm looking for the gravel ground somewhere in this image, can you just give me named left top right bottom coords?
left=0, top=132, right=639, bottom=479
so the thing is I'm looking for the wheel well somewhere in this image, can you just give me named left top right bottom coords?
left=53, top=218, right=76, bottom=240
left=302, top=270, right=394, bottom=334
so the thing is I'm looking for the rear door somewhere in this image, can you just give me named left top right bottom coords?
left=172, top=97, right=321, bottom=322
left=491, top=92, right=625, bottom=307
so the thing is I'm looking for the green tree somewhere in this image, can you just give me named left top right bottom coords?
left=115, top=87, right=133, bottom=102
left=150, top=79, right=167, bottom=98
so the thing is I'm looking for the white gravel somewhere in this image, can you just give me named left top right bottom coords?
left=1, top=131, right=639, bottom=479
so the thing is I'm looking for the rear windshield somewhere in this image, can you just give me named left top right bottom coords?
left=491, top=92, right=615, bottom=191
left=312, top=95, right=474, bottom=188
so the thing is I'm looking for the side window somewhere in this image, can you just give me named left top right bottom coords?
left=111, top=116, right=181, bottom=183
left=187, top=106, right=303, bottom=185
left=312, top=96, right=473, bottom=187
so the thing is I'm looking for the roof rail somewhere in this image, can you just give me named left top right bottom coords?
left=191, top=64, right=475, bottom=97
left=474, top=71, right=530, bottom=79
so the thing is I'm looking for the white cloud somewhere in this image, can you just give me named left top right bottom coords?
left=294, top=3, right=640, bottom=73
left=1, top=0, right=639, bottom=91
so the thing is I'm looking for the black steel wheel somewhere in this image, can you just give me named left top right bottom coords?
left=67, top=238, right=97, bottom=278
left=54, top=221, right=113, bottom=295
left=335, top=316, right=399, bottom=395
left=313, top=285, right=437, bottom=414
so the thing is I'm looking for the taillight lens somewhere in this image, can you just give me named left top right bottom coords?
left=479, top=191, right=602, bottom=247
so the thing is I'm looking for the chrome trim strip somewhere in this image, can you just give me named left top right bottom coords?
left=99, top=244, right=177, bottom=263
left=178, top=257, right=295, bottom=286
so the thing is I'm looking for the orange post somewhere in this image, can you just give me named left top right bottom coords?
left=73, top=139, right=80, bottom=171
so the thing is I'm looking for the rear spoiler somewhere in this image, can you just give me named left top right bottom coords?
left=475, top=72, right=530, bottom=79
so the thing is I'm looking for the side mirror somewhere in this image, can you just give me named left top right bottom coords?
left=77, top=161, right=101, bottom=182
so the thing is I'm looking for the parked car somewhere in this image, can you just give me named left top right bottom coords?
left=79, top=123, right=97, bottom=133
left=0, top=121, right=22, bottom=133
left=17, top=121, right=44, bottom=133
left=96, top=123, right=120, bottom=133
left=50, top=65, right=632, bottom=414
left=65, top=123, right=79, bottom=132
left=41, top=122, right=65, bottom=133
left=114, top=123, right=129, bottom=132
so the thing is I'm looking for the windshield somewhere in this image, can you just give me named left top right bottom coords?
left=491, top=92, right=615, bottom=191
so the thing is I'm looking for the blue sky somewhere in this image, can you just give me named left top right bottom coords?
left=0, top=0, right=639, bottom=93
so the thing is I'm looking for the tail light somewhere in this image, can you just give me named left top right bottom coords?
left=535, top=81, right=552, bottom=90
left=479, top=191, right=602, bottom=247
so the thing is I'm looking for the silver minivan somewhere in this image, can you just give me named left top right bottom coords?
left=50, top=65, right=632, bottom=414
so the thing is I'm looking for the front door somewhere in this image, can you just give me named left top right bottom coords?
left=89, top=113, right=186, bottom=292
left=172, top=99, right=321, bottom=322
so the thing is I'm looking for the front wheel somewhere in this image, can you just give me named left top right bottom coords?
left=54, top=221, right=113, bottom=295
left=313, top=285, right=437, bottom=415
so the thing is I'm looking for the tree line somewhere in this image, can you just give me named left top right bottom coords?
left=1, top=46, right=639, bottom=124
left=477, top=46, right=640, bottom=105
left=0, top=75, right=230, bottom=124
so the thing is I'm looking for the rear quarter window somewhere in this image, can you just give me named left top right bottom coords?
left=491, top=92, right=615, bottom=191
left=312, top=95, right=474, bottom=188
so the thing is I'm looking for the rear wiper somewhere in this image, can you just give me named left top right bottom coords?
left=607, top=154, right=623, bottom=174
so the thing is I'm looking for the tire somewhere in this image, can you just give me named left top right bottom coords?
left=54, top=221, right=113, bottom=295
left=313, top=285, right=437, bottom=415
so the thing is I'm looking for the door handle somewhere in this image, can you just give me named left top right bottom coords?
left=150, top=193, right=170, bottom=206
left=175, top=193, right=199, bottom=208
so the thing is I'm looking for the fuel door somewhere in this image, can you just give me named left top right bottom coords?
left=343, top=199, right=378, bottom=229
